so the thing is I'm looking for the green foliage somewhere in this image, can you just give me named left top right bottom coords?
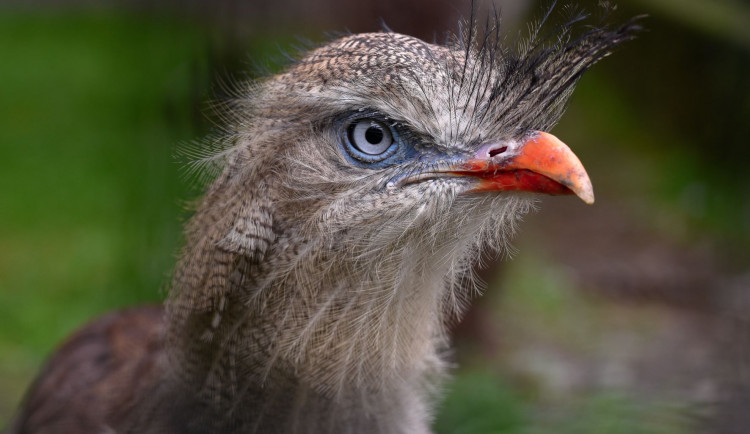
left=435, top=373, right=525, bottom=434
left=434, top=372, right=691, bottom=434
left=0, top=10, right=210, bottom=421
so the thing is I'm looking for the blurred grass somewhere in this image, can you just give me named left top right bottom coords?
left=0, top=10, right=210, bottom=421
left=435, top=373, right=525, bottom=434
left=436, top=377, right=689, bottom=434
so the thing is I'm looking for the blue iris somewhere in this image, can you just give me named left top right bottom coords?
left=340, top=114, right=413, bottom=168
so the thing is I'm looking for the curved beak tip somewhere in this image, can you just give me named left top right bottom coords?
left=516, top=131, right=596, bottom=205
left=576, top=182, right=595, bottom=205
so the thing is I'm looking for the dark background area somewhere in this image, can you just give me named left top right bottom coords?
left=1, top=0, right=749, bottom=432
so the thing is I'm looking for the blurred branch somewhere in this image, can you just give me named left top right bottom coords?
left=630, top=0, right=750, bottom=50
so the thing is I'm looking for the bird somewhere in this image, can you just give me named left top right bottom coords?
left=8, top=6, right=639, bottom=434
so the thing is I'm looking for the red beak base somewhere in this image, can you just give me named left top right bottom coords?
left=453, top=131, right=595, bottom=204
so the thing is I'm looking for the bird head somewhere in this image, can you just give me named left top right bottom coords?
left=169, top=9, right=640, bottom=403
left=204, top=16, right=637, bottom=271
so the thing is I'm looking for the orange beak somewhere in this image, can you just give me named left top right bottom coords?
left=454, top=131, right=595, bottom=204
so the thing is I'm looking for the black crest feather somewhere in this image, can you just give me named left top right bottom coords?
left=451, top=2, right=643, bottom=142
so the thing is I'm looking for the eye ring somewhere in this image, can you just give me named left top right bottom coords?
left=345, top=118, right=398, bottom=163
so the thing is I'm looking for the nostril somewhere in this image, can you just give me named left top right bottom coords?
left=488, top=146, right=508, bottom=158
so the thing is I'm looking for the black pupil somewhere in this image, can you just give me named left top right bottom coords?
left=364, top=126, right=384, bottom=144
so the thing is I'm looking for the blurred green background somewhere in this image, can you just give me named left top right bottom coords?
left=1, top=0, right=748, bottom=432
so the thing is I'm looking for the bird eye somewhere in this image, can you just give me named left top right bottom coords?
left=346, top=119, right=396, bottom=162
